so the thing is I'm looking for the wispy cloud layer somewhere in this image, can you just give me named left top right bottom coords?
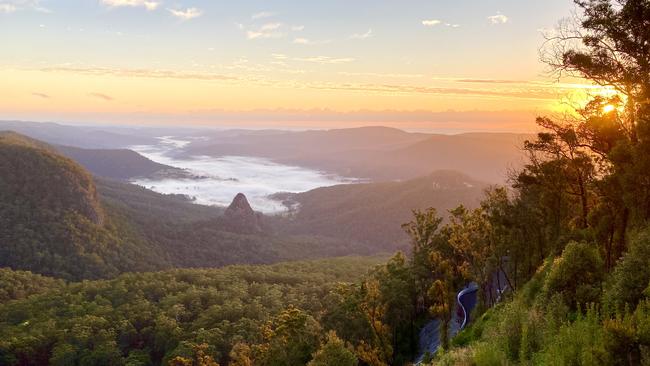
left=102, top=0, right=159, bottom=10
left=31, top=92, right=50, bottom=99
left=168, top=7, right=202, bottom=20
left=0, top=0, right=49, bottom=13
left=270, top=53, right=353, bottom=64
left=422, top=19, right=441, bottom=26
left=293, top=37, right=331, bottom=46
left=0, top=3, right=16, bottom=12
left=350, top=29, right=372, bottom=40
left=422, top=19, right=459, bottom=28
left=247, top=22, right=285, bottom=39
left=251, top=11, right=276, bottom=20
left=40, top=66, right=237, bottom=81
left=88, top=92, right=114, bottom=101
left=488, top=13, right=508, bottom=24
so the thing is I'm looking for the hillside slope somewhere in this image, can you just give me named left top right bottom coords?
left=273, top=170, right=489, bottom=250
left=0, top=132, right=167, bottom=280
left=56, top=145, right=184, bottom=180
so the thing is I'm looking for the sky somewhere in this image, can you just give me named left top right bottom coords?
left=0, top=0, right=591, bottom=132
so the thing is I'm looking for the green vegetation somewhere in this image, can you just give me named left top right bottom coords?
left=0, top=132, right=166, bottom=280
left=422, top=0, right=650, bottom=364
left=274, top=170, right=487, bottom=251
left=3, top=1, right=650, bottom=365
left=0, top=268, right=64, bottom=303
left=56, top=145, right=182, bottom=180
left=0, top=256, right=383, bottom=366
left=0, top=133, right=394, bottom=280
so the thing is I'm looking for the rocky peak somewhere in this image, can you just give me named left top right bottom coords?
left=225, top=193, right=254, bottom=217
left=222, top=193, right=263, bottom=234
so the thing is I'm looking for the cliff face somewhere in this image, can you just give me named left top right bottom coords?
left=222, top=193, right=264, bottom=234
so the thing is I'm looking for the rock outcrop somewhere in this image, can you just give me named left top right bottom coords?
left=221, top=193, right=264, bottom=234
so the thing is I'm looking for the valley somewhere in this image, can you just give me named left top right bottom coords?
left=2, top=1, right=650, bottom=364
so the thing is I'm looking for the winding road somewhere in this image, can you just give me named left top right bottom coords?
left=415, top=270, right=508, bottom=364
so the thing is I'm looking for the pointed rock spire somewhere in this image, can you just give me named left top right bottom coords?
left=222, top=193, right=263, bottom=234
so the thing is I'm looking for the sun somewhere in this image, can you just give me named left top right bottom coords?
left=603, top=104, right=616, bottom=113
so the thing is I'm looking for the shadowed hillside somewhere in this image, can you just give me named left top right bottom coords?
left=272, top=170, right=489, bottom=250
left=55, top=145, right=190, bottom=180
left=0, top=132, right=167, bottom=280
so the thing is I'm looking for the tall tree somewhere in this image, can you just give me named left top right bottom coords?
left=540, top=0, right=650, bottom=253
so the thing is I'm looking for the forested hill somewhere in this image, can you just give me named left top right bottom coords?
left=273, top=170, right=488, bottom=250
left=0, top=131, right=168, bottom=280
left=55, top=145, right=185, bottom=180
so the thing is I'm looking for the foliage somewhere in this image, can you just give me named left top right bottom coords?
left=0, top=132, right=167, bottom=280
left=0, top=268, right=64, bottom=303
left=307, top=331, right=357, bottom=366
left=603, top=228, right=650, bottom=311
left=275, top=171, right=487, bottom=251
left=0, top=257, right=381, bottom=366
left=543, top=242, right=605, bottom=309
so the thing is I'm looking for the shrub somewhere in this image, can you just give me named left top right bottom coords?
left=308, top=331, right=357, bottom=366
left=544, top=242, right=604, bottom=309
left=603, top=229, right=650, bottom=312
left=471, top=343, right=508, bottom=366
left=535, top=306, right=610, bottom=365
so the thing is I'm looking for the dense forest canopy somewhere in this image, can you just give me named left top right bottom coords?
left=0, top=257, right=384, bottom=366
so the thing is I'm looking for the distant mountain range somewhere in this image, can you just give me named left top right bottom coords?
left=0, top=120, right=159, bottom=148
left=0, top=121, right=529, bottom=183
left=180, top=126, right=529, bottom=183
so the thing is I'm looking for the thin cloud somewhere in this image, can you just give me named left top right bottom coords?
left=88, top=92, right=114, bottom=101
left=422, top=19, right=441, bottom=26
left=0, top=0, right=50, bottom=13
left=0, top=3, right=16, bottom=12
left=350, top=29, right=372, bottom=40
left=293, top=38, right=310, bottom=45
left=291, top=25, right=305, bottom=31
left=168, top=7, right=202, bottom=20
left=293, top=37, right=331, bottom=46
left=102, top=0, right=159, bottom=10
left=456, top=79, right=527, bottom=84
left=40, top=66, right=237, bottom=81
left=293, top=56, right=355, bottom=65
left=422, top=19, right=459, bottom=28
left=488, top=13, right=508, bottom=24
left=339, top=71, right=424, bottom=79
left=251, top=11, right=276, bottom=20
left=31, top=92, right=50, bottom=99
left=271, top=53, right=354, bottom=64
left=304, top=82, right=560, bottom=100
left=246, top=22, right=285, bottom=40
